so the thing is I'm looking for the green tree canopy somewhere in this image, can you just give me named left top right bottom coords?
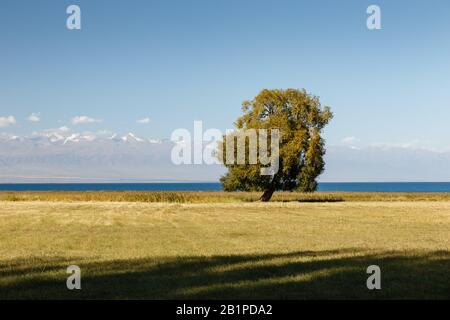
left=218, top=88, right=333, bottom=201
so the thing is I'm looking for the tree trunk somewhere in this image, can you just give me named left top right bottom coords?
left=259, top=185, right=276, bottom=202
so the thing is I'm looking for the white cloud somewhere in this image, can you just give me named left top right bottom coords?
left=137, top=117, right=151, bottom=124
left=0, top=116, right=16, bottom=128
left=72, top=116, right=102, bottom=125
left=28, top=113, right=41, bottom=122
left=341, top=136, right=360, bottom=144
left=59, top=126, right=71, bottom=132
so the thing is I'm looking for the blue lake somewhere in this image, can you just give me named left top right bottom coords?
left=1, top=182, right=450, bottom=192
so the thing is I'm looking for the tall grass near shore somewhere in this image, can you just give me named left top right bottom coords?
left=1, top=191, right=450, bottom=203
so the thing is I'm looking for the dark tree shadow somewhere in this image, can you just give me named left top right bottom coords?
left=0, top=249, right=449, bottom=299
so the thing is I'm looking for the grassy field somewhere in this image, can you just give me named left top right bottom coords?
left=0, top=192, right=449, bottom=299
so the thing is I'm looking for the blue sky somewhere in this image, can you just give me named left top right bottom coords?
left=1, top=0, right=450, bottom=150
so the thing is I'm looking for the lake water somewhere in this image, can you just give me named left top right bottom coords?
left=1, top=182, right=450, bottom=192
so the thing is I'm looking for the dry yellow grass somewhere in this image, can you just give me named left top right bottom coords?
left=0, top=200, right=449, bottom=299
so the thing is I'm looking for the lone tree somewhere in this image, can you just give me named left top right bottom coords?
left=218, top=89, right=333, bottom=202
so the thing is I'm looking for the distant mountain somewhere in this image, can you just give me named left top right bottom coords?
left=0, top=131, right=223, bottom=182
left=322, top=145, right=450, bottom=182
left=1, top=131, right=449, bottom=182
left=120, top=132, right=144, bottom=143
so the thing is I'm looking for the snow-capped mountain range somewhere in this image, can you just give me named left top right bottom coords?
left=0, top=129, right=223, bottom=182
left=0, top=130, right=163, bottom=146
left=1, top=129, right=450, bottom=182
